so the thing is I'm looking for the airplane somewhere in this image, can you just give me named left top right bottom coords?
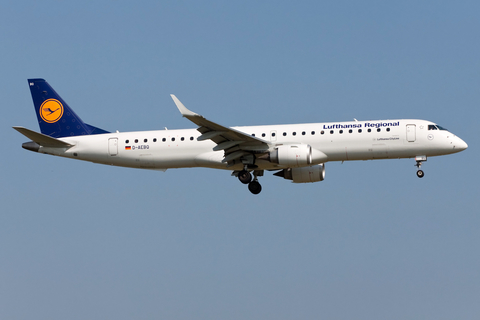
left=14, top=78, right=468, bottom=194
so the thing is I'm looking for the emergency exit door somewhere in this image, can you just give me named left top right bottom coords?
left=108, top=138, right=118, bottom=156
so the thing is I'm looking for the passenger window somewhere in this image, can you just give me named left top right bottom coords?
left=190, top=137, right=194, bottom=140
left=283, top=132, right=287, bottom=136
left=377, top=128, right=381, bottom=132
left=252, top=133, right=255, bottom=137
left=272, top=132, right=276, bottom=137
left=125, top=140, right=129, bottom=143
left=302, top=131, right=306, bottom=135
left=153, top=138, right=157, bottom=142
left=339, top=130, right=343, bottom=134
left=386, top=128, right=390, bottom=132
left=330, top=130, right=334, bottom=134
left=135, top=139, right=138, bottom=143
left=171, top=137, right=175, bottom=141
left=162, top=138, right=166, bottom=142
left=368, top=129, right=371, bottom=133
left=181, top=137, right=185, bottom=141
left=144, top=139, right=148, bottom=143
left=293, top=132, right=296, bottom=136
left=262, top=133, right=266, bottom=137
left=358, top=129, right=362, bottom=133
left=311, top=131, right=315, bottom=135
left=321, top=130, right=324, bottom=135
left=349, top=129, right=352, bottom=133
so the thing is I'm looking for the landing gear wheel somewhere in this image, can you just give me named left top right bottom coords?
left=238, top=170, right=252, bottom=184
left=248, top=180, right=262, bottom=194
left=416, top=170, right=424, bottom=178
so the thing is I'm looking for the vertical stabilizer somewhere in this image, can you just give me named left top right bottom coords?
left=28, top=79, right=109, bottom=138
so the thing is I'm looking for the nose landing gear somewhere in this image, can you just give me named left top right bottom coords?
left=415, top=155, right=427, bottom=178
left=416, top=168, right=424, bottom=178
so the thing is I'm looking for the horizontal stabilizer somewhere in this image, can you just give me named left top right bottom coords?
left=13, top=126, right=73, bottom=148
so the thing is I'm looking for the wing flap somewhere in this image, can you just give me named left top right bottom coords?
left=213, top=140, right=244, bottom=151
left=222, top=150, right=249, bottom=163
left=198, top=131, right=227, bottom=141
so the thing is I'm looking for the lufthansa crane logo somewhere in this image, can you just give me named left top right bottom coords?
left=40, top=99, right=64, bottom=123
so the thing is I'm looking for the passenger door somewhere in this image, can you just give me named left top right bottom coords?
left=406, top=125, right=416, bottom=142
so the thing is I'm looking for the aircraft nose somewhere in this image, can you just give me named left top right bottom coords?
left=455, top=137, right=468, bottom=151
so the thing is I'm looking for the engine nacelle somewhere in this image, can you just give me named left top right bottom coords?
left=268, top=144, right=327, bottom=167
left=274, top=164, right=326, bottom=183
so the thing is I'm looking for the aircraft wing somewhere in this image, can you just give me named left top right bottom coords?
left=170, top=95, right=271, bottom=164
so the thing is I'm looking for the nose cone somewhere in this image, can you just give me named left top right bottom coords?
left=455, top=137, right=468, bottom=152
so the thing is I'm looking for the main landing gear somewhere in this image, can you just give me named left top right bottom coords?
left=415, top=155, right=427, bottom=178
left=248, top=180, right=262, bottom=194
left=236, top=169, right=263, bottom=194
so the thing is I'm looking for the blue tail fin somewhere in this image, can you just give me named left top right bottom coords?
left=28, top=79, right=109, bottom=138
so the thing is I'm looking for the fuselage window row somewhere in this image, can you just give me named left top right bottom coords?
left=126, top=137, right=195, bottom=144
left=125, top=128, right=393, bottom=145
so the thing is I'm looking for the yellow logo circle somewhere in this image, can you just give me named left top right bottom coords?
left=40, top=99, right=64, bottom=123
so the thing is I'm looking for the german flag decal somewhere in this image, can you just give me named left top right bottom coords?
left=125, top=146, right=131, bottom=150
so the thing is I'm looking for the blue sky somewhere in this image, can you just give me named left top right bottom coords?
left=2, top=1, right=479, bottom=319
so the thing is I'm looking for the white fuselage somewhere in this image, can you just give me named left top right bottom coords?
left=38, top=119, right=467, bottom=171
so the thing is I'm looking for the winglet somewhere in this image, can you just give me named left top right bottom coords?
left=170, top=95, right=199, bottom=117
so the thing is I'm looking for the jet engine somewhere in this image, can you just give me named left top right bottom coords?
left=273, top=164, right=326, bottom=183
left=267, top=144, right=327, bottom=167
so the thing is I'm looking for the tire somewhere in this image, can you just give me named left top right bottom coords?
left=248, top=181, right=262, bottom=194
left=416, top=170, right=424, bottom=178
left=238, top=170, right=252, bottom=184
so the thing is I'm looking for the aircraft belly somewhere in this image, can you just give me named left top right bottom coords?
left=372, top=144, right=388, bottom=159
left=194, top=151, right=227, bottom=169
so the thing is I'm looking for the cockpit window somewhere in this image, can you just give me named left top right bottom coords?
left=428, top=124, right=449, bottom=131
left=437, top=125, right=448, bottom=131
